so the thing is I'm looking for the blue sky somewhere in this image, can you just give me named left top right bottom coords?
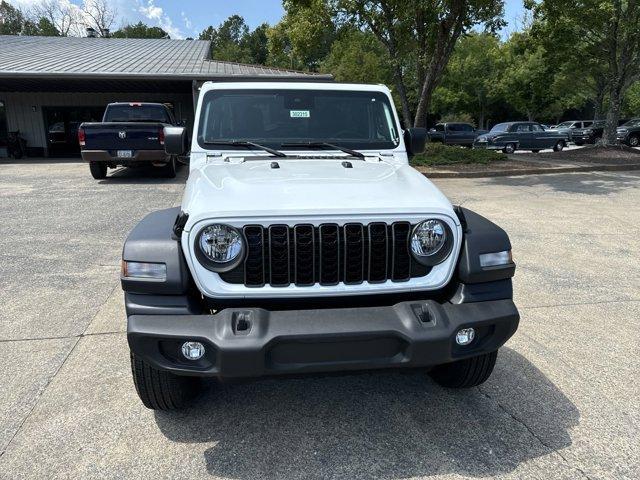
left=12, top=0, right=526, bottom=39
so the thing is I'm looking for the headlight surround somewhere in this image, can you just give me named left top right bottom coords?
left=410, top=219, right=453, bottom=266
left=195, top=224, right=245, bottom=272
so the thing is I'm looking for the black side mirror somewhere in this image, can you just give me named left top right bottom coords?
left=164, top=126, right=187, bottom=156
left=404, top=128, right=427, bottom=156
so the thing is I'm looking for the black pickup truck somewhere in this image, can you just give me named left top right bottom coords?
left=616, top=118, right=640, bottom=147
left=79, top=102, right=180, bottom=179
left=428, top=122, right=487, bottom=147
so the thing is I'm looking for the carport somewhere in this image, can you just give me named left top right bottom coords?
left=0, top=35, right=331, bottom=158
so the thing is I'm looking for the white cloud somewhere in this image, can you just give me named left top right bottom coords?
left=137, top=0, right=183, bottom=39
left=180, top=10, right=191, bottom=30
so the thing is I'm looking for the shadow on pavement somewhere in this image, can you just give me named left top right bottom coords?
left=96, top=164, right=188, bottom=185
left=487, top=171, right=640, bottom=195
left=154, top=347, right=578, bottom=479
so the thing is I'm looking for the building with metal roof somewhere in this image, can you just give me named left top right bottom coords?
left=0, top=35, right=331, bottom=157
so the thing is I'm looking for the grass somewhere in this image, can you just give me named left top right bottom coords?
left=410, top=142, right=504, bottom=167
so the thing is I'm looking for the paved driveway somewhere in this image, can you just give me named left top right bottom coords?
left=1, top=161, right=638, bottom=479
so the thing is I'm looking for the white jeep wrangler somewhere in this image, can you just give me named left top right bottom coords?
left=122, top=82, right=518, bottom=410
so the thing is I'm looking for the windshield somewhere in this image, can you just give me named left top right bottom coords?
left=104, top=104, right=171, bottom=123
left=489, top=123, right=509, bottom=133
left=555, top=122, right=574, bottom=128
left=197, top=89, right=400, bottom=150
left=622, top=118, right=640, bottom=127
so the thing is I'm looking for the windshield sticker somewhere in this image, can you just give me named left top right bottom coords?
left=290, top=110, right=310, bottom=118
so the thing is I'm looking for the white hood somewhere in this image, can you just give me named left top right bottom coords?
left=181, top=156, right=454, bottom=229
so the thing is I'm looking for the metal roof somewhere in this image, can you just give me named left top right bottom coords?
left=0, top=35, right=331, bottom=81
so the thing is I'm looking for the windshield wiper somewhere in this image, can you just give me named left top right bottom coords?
left=203, top=140, right=287, bottom=157
left=280, top=142, right=365, bottom=159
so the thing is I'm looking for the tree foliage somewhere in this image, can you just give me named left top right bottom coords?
left=112, top=22, right=169, bottom=39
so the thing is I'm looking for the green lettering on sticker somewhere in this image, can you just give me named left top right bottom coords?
left=290, top=110, right=310, bottom=118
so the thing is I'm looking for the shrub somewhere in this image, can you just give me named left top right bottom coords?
left=410, top=143, right=504, bottom=166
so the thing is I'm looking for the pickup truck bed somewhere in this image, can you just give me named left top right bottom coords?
left=79, top=102, right=178, bottom=180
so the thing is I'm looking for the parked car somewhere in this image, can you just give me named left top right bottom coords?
left=474, top=122, right=568, bottom=153
left=79, top=102, right=182, bottom=179
left=572, top=120, right=605, bottom=145
left=546, top=120, right=593, bottom=142
left=121, top=81, right=519, bottom=410
left=428, top=122, right=487, bottom=147
left=616, top=118, right=640, bottom=147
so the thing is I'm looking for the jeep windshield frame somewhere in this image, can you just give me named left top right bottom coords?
left=196, top=89, right=401, bottom=152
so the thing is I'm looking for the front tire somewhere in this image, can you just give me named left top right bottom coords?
left=89, top=162, right=107, bottom=179
left=430, top=350, right=498, bottom=388
left=628, top=134, right=639, bottom=147
left=130, top=353, right=202, bottom=410
left=553, top=140, right=565, bottom=152
left=502, top=143, right=516, bottom=154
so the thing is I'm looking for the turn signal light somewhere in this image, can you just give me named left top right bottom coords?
left=121, top=260, right=167, bottom=281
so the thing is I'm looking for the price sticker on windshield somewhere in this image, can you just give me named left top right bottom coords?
left=290, top=110, right=310, bottom=118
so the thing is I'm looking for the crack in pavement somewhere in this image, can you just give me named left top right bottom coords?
left=477, top=386, right=592, bottom=480
left=0, top=283, right=121, bottom=457
left=0, top=330, right=125, bottom=344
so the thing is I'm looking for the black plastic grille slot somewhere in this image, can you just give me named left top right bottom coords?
left=269, top=225, right=290, bottom=286
left=218, top=222, right=431, bottom=287
left=294, top=224, right=315, bottom=286
left=391, top=222, right=412, bottom=281
left=243, top=226, right=265, bottom=286
left=368, top=223, right=388, bottom=283
left=343, top=223, right=365, bottom=284
left=319, top=224, right=340, bottom=285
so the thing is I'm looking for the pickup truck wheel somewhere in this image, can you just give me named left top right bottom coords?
left=130, top=353, right=202, bottom=410
left=89, top=162, right=107, bottom=179
left=629, top=135, right=640, bottom=147
left=429, top=350, right=498, bottom=388
left=553, top=140, right=565, bottom=152
left=160, top=157, right=177, bottom=178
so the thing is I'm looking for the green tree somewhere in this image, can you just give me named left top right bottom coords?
left=244, top=23, right=269, bottom=65
left=432, top=33, right=504, bottom=128
left=321, top=0, right=505, bottom=128
left=0, top=0, right=25, bottom=35
left=22, top=16, right=60, bottom=36
left=529, top=0, right=640, bottom=143
left=320, top=29, right=392, bottom=83
left=498, top=30, right=557, bottom=121
left=112, top=22, right=169, bottom=39
left=200, top=15, right=251, bottom=63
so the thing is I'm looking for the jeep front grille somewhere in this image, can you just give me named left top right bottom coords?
left=219, top=223, right=430, bottom=287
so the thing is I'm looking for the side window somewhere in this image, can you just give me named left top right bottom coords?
left=461, top=124, right=473, bottom=132
left=435, top=124, right=445, bottom=132
left=584, top=121, right=593, bottom=128
left=531, top=124, right=543, bottom=132
left=447, top=124, right=459, bottom=132
left=515, top=124, right=529, bottom=133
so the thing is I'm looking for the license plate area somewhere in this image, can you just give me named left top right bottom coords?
left=117, top=150, right=133, bottom=158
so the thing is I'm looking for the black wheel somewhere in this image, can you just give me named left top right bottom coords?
left=502, top=143, right=516, bottom=154
left=130, top=352, right=202, bottom=410
left=89, top=162, right=107, bottom=179
left=160, top=157, right=177, bottom=178
left=628, top=135, right=639, bottom=147
left=531, top=149, right=540, bottom=153
left=553, top=140, right=565, bottom=152
left=430, top=350, right=498, bottom=388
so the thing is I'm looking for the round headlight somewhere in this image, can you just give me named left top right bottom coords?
left=411, top=219, right=449, bottom=264
left=197, top=224, right=244, bottom=270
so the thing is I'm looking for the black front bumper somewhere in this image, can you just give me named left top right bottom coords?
left=127, top=299, right=519, bottom=378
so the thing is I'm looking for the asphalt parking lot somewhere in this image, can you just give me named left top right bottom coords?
left=1, top=161, right=639, bottom=479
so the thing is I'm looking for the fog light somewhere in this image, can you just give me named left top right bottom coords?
left=181, top=341, right=205, bottom=360
left=455, top=328, right=475, bottom=346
